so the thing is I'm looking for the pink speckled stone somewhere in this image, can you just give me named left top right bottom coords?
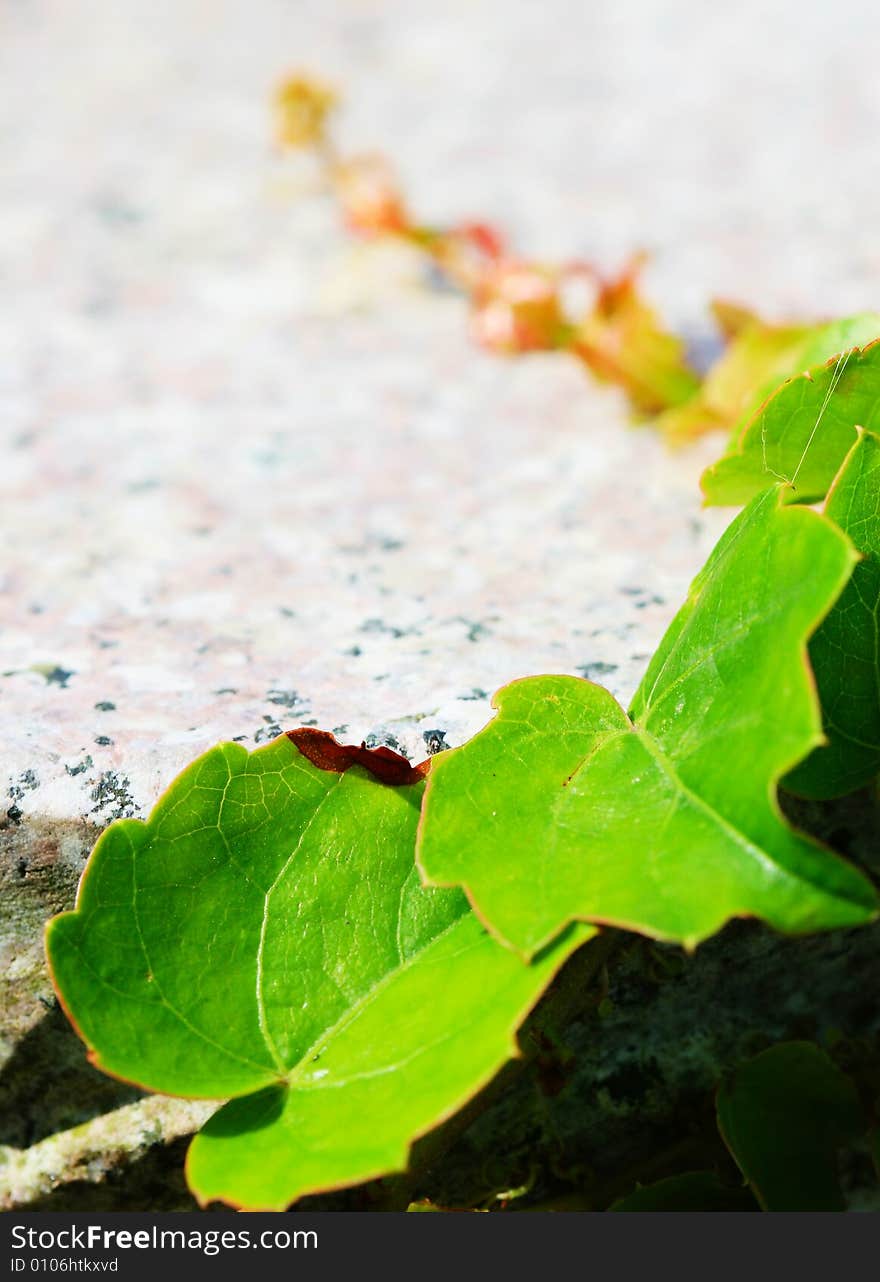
left=2, top=0, right=878, bottom=827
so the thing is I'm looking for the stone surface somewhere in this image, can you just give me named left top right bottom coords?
left=2, top=0, right=879, bottom=1210
left=5, top=0, right=880, bottom=824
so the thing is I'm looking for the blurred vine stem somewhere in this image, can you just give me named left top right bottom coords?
left=271, top=73, right=830, bottom=441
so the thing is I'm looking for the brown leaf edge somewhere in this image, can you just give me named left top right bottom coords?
left=287, top=727, right=430, bottom=786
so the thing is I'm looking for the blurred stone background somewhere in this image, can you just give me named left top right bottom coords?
left=2, top=0, right=879, bottom=1208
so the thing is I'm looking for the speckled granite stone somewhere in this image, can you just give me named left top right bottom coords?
left=5, top=0, right=880, bottom=827
left=2, top=0, right=879, bottom=1210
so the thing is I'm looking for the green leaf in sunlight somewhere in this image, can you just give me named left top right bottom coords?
left=785, top=430, right=880, bottom=797
left=659, top=311, right=880, bottom=446
left=417, top=490, right=877, bottom=956
left=656, top=307, right=815, bottom=444
left=46, top=737, right=592, bottom=1210
left=701, top=338, right=880, bottom=506
left=716, top=1042, right=864, bottom=1211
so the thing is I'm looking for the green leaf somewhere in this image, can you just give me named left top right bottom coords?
left=785, top=430, right=880, bottom=797
left=657, top=311, right=880, bottom=446
left=716, top=1042, right=864, bottom=1211
left=417, top=490, right=877, bottom=956
left=46, top=736, right=593, bottom=1210
left=609, top=1171, right=757, bottom=1212
left=702, top=338, right=880, bottom=506
left=655, top=311, right=815, bottom=444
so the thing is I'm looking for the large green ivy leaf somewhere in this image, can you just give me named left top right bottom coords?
left=701, top=339, right=880, bottom=506
left=786, top=430, right=880, bottom=798
left=657, top=311, right=880, bottom=445
left=46, top=736, right=592, bottom=1210
left=716, top=1042, right=864, bottom=1211
left=417, top=490, right=877, bottom=957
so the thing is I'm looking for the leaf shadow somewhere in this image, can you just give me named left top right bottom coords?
left=0, top=1004, right=143, bottom=1148
left=198, top=1083, right=286, bottom=1139
left=21, top=1135, right=203, bottom=1212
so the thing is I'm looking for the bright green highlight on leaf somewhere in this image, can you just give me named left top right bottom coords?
left=418, top=490, right=877, bottom=957
left=47, top=736, right=593, bottom=1210
left=656, top=314, right=815, bottom=445
left=702, top=338, right=880, bottom=506
left=716, top=1042, right=864, bottom=1211
left=786, top=430, right=880, bottom=798
left=657, top=312, right=880, bottom=445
